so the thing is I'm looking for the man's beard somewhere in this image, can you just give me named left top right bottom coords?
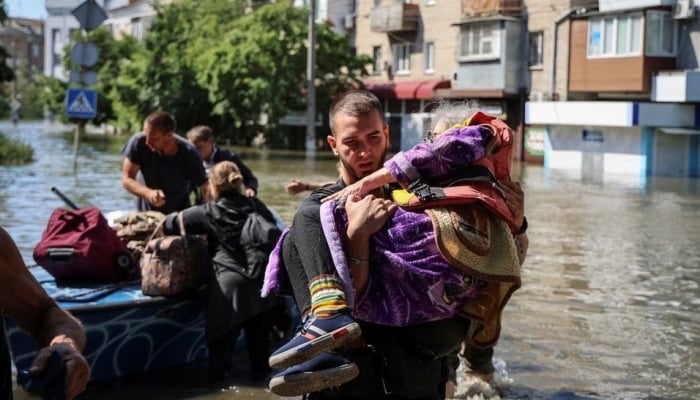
left=340, top=150, right=387, bottom=184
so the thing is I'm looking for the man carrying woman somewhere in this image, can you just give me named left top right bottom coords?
left=263, top=91, right=527, bottom=398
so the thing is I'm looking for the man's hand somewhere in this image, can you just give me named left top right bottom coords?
left=499, top=181, right=524, bottom=228
left=285, top=179, right=306, bottom=195
left=345, top=194, right=397, bottom=240
left=30, top=341, right=90, bottom=400
left=245, top=188, right=256, bottom=197
left=146, top=189, right=166, bottom=207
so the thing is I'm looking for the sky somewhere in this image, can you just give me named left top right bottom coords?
left=6, top=0, right=47, bottom=20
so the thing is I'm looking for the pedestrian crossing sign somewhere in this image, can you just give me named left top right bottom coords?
left=65, top=88, right=98, bottom=119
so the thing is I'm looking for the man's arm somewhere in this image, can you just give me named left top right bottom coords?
left=0, top=227, right=89, bottom=399
left=121, top=158, right=165, bottom=208
left=344, top=195, right=397, bottom=296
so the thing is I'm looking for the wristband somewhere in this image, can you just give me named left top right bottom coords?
left=348, top=256, right=369, bottom=264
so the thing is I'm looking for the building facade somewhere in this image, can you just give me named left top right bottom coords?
left=525, top=0, right=700, bottom=185
left=353, top=0, right=531, bottom=159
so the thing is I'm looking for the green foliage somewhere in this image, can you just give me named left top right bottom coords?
left=193, top=1, right=371, bottom=146
left=63, top=27, right=140, bottom=126
left=0, top=1, right=14, bottom=84
left=53, top=0, right=373, bottom=144
left=35, top=75, right=69, bottom=122
left=0, top=132, right=33, bottom=164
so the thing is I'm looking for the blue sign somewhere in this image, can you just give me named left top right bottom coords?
left=65, top=88, right=97, bottom=119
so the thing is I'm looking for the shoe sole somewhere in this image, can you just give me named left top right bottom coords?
left=268, top=322, right=361, bottom=369
left=268, top=363, right=360, bottom=396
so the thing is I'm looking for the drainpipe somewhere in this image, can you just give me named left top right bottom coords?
left=550, top=8, right=580, bottom=100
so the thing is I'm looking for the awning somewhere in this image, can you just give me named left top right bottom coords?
left=365, top=80, right=451, bottom=100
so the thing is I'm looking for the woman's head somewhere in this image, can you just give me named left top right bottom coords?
left=427, top=99, right=481, bottom=140
left=208, top=161, right=243, bottom=199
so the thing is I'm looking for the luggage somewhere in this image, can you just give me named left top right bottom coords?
left=140, top=212, right=208, bottom=297
left=33, top=206, right=135, bottom=283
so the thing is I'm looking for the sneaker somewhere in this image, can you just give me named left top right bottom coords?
left=268, top=352, right=359, bottom=396
left=268, top=311, right=361, bottom=369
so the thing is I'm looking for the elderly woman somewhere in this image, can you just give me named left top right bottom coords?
left=162, top=160, right=280, bottom=383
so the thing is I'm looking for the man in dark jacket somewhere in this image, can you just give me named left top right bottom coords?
left=187, top=125, right=259, bottom=197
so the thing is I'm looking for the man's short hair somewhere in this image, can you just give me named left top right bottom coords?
left=329, top=90, right=384, bottom=136
left=186, top=125, right=214, bottom=142
left=145, top=111, right=176, bottom=134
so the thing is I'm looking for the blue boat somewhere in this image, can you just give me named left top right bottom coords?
left=5, top=265, right=208, bottom=382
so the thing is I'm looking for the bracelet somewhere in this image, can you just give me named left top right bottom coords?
left=348, top=256, right=369, bottom=265
left=517, top=217, right=528, bottom=235
left=304, top=183, right=309, bottom=191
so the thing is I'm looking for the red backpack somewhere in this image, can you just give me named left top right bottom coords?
left=33, top=206, right=136, bottom=282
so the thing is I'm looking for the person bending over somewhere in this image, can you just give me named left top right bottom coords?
left=122, top=111, right=208, bottom=214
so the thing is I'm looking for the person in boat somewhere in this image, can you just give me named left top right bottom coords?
left=121, top=111, right=208, bottom=214
left=262, top=94, right=528, bottom=397
left=161, top=160, right=281, bottom=383
left=0, top=226, right=90, bottom=399
left=186, top=125, right=259, bottom=197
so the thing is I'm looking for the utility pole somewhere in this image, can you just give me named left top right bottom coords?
left=305, top=0, right=317, bottom=153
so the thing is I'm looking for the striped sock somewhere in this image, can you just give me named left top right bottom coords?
left=309, top=274, right=347, bottom=318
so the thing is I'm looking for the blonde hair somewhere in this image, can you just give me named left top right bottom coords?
left=209, top=161, right=243, bottom=195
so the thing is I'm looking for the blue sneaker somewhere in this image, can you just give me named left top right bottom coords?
left=268, top=352, right=359, bottom=396
left=268, top=311, right=361, bottom=369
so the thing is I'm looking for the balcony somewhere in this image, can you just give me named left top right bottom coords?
left=369, top=3, right=419, bottom=33
left=652, top=70, right=700, bottom=102
left=460, top=0, right=522, bottom=19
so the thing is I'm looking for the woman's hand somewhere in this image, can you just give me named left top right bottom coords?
left=499, top=181, right=524, bottom=228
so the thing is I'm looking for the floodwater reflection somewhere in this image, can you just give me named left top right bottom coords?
left=2, top=122, right=699, bottom=400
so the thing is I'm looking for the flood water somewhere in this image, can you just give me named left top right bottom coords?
left=2, top=121, right=699, bottom=400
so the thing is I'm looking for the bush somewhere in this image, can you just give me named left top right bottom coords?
left=0, top=133, right=33, bottom=164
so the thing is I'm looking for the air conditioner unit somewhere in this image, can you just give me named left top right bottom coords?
left=673, top=0, right=695, bottom=19
left=344, top=15, right=355, bottom=29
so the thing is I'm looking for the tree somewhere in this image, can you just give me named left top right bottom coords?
left=105, top=0, right=372, bottom=144
left=62, top=28, right=140, bottom=126
left=194, top=1, right=372, bottom=146
left=0, top=1, right=17, bottom=92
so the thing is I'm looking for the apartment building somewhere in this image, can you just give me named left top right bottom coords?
left=525, top=0, right=700, bottom=185
left=354, top=0, right=530, bottom=158
left=0, top=17, right=44, bottom=76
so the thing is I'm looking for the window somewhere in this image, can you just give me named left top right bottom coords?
left=646, top=11, right=675, bottom=56
left=587, top=13, right=642, bottom=57
left=460, top=22, right=500, bottom=59
left=528, top=31, right=543, bottom=67
left=131, top=17, right=143, bottom=40
left=392, top=43, right=411, bottom=74
left=424, top=42, right=435, bottom=73
left=425, top=0, right=436, bottom=5
left=372, top=46, right=383, bottom=75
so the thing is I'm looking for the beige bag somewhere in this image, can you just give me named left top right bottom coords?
left=139, top=212, right=209, bottom=297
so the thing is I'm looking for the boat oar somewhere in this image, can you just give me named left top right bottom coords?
left=50, top=187, right=80, bottom=211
